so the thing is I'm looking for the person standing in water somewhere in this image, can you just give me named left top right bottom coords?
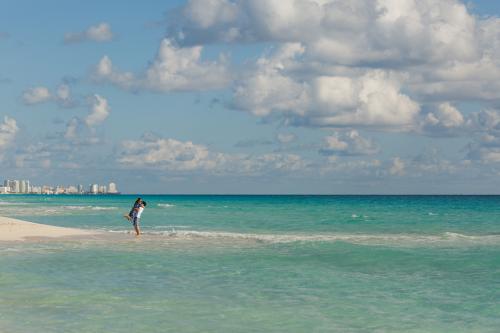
left=124, top=197, right=142, bottom=221
left=132, top=201, right=146, bottom=236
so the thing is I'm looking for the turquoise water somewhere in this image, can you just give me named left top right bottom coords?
left=1, top=195, right=499, bottom=332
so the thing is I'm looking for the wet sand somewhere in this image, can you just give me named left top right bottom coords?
left=0, top=215, right=99, bottom=241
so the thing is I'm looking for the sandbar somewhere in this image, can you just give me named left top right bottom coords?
left=0, top=215, right=98, bottom=241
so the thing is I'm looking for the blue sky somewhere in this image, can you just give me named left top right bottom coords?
left=1, top=0, right=500, bottom=194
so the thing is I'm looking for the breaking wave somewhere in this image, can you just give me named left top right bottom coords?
left=63, top=206, right=118, bottom=211
left=157, top=203, right=175, bottom=208
left=100, top=229, right=500, bottom=247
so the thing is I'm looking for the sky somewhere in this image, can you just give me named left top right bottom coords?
left=1, top=0, right=500, bottom=194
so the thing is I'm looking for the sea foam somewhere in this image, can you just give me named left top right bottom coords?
left=98, top=229, right=500, bottom=247
left=157, top=203, right=175, bottom=208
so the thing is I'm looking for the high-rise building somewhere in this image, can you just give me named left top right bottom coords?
left=78, top=184, right=84, bottom=193
left=12, top=180, right=20, bottom=193
left=108, top=182, right=118, bottom=194
left=90, top=184, right=98, bottom=194
left=66, top=186, right=78, bottom=194
left=30, top=186, right=42, bottom=194
left=20, top=180, right=28, bottom=193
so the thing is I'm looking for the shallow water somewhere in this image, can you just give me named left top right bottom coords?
left=1, top=195, right=499, bottom=332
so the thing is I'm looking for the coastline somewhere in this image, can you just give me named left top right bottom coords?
left=0, top=215, right=99, bottom=241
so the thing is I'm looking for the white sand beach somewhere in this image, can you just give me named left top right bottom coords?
left=0, top=215, right=98, bottom=241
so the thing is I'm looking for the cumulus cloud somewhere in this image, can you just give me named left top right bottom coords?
left=464, top=109, right=500, bottom=163
left=64, top=23, right=114, bottom=44
left=167, top=0, right=500, bottom=128
left=94, top=56, right=135, bottom=89
left=233, top=44, right=420, bottom=129
left=309, top=71, right=420, bottom=128
left=319, top=130, right=379, bottom=156
left=119, top=137, right=213, bottom=171
left=85, top=94, right=110, bottom=126
left=94, top=39, right=231, bottom=91
left=22, top=87, right=51, bottom=105
left=22, top=84, right=75, bottom=107
left=118, top=135, right=308, bottom=175
left=0, top=116, right=18, bottom=152
left=82, top=0, right=500, bottom=138
left=468, top=109, right=500, bottom=134
left=421, top=102, right=465, bottom=135
left=55, top=95, right=110, bottom=147
left=169, top=0, right=479, bottom=65
left=232, top=43, right=309, bottom=118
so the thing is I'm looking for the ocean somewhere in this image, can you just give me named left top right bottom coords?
left=0, top=195, right=499, bottom=332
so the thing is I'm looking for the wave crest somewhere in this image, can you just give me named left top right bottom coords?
left=100, top=229, right=500, bottom=247
left=157, top=203, right=175, bottom=208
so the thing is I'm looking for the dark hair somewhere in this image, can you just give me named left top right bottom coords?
left=142, top=201, right=147, bottom=207
left=135, top=197, right=142, bottom=203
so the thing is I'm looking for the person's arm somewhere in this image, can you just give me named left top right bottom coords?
left=134, top=204, right=145, bottom=212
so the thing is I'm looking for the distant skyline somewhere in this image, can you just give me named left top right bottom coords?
left=0, top=178, right=118, bottom=194
left=1, top=0, right=500, bottom=194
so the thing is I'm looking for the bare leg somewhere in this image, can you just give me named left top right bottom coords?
left=133, top=219, right=140, bottom=236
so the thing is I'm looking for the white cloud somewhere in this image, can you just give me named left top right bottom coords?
left=464, top=109, right=500, bottom=164
left=468, top=109, right=500, bottom=134
left=22, top=84, right=75, bottom=107
left=119, top=137, right=213, bottom=171
left=232, top=43, right=309, bottom=117
left=425, top=103, right=464, bottom=128
left=320, top=130, right=379, bottom=156
left=85, top=94, right=110, bottom=126
left=0, top=116, right=18, bottom=152
left=94, top=39, right=231, bottom=92
left=144, top=39, right=230, bottom=91
left=167, top=0, right=500, bottom=111
left=233, top=44, right=420, bottom=129
left=170, top=0, right=478, bottom=65
left=22, top=87, right=51, bottom=105
left=64, top=23, right=114, bottom=44
left=64, top=118, right=79, bottom=139
left=310, top=71, right=420, bottom=128
left=421, top=102, right=465, bottom=135
left=94, top=56, right=135, bottom=89
left=118, top=135, right=309, bottom=175
left=389, top=157, right=405, bottom=176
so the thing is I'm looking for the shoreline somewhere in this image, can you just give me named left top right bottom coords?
left=0, top=215, right=100, bottom=242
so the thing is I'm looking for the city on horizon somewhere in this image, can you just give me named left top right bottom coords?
left=0, top=179, right=119, bottom=195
